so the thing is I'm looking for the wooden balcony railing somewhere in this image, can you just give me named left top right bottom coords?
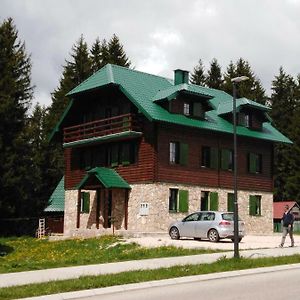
left=63, top=113, right=141, bottom=144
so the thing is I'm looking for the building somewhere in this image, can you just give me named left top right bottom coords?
left=50, top=64, right=291, bottom=237
left=273, top=201, right=300, bottom=232
left=44, top=176, right=64, bottom=234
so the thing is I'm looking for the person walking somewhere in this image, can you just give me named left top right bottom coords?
left=279, top=205, right=295, bottom=247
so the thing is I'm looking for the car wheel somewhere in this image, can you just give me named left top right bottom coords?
left=231, top=238, right=242, bottom=243
left=169, top=227, right=180, bottom=240
left=208, top=229, right=220, bottom=242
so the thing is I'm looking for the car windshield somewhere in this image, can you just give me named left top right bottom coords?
left=222, top=213, right=242, bottom=221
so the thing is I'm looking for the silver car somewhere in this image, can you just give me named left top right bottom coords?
left=168, top=211, right=245, bottom=242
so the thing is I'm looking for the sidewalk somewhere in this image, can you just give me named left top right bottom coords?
left=0, top=244, right=299, bottom=288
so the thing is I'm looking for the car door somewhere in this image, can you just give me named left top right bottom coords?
left=195, top=212, right=215, bottom=238
left=179, top=213, right=201, bottom=237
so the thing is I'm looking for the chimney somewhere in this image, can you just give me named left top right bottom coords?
left=174, top=69, right=189, bottom=85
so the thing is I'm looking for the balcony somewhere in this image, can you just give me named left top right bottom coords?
left=63, top=113, right=141, bottom=145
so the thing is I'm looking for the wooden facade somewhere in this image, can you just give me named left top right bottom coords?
left=64, top=103, right=274, bottom=193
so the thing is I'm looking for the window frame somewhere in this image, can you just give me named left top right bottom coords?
left=80, top=192, right=90, bottom=214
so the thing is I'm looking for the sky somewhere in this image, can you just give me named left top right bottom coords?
left=2, top=0, right=300, bottom=108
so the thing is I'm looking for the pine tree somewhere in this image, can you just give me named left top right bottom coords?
left=206, top=58, right=222, bottom=89
left=271, top=67, right=298, bottom=201
left=0, top=18, right=33, bottom=218
left=23, top=104, right=50, bottom=214
left=222, top=58, right=266, bottom=104
left=190, top=59, right=206, bottom=86
left=107, top=34, right=131, bottom=67
left=44, top=36, right=92, bottom=193
left=91, top=38, right=102, bottom=73
left=46, top=36, right=92, bottom=135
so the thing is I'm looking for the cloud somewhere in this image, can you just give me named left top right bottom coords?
left=1, top=0, right=300, bottom=107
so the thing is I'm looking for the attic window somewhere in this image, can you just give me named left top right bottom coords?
left=183, top=103, right=190, bottom=116
left=183, top=102, right=205, bottom=119
left=238, top=112, right=262, bottom=130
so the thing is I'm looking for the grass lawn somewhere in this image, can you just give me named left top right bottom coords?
left=1, top=255, right=300, bottom=299
left=0, top=235, right=218, bottom=273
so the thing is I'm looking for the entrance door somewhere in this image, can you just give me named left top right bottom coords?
left=102, top=190, right=112, bottom=229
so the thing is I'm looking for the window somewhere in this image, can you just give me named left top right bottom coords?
left=200, top=191, right=219, bottom=211
left=80, top=192, right=90, bottom=213
left=227, top=193, right=234, bottom=212
left=169, top=189, right=189, bottom=213
left=249, top=195, right=261, bottom=216
left=169, top=189, right=178, bottom=212
left=183, top=213, right=200, bottom=222
left=183, top=103, right=190, bottom=116
left=169, top=142, right=189, bottom=165
left=220, top=149, right=233, bottom=171
left=107, top=142, right=137, bottom=167
left=201, top=146, right=218, bottom=169
left=238, top=112, right=251, bottom=127
left=248, top=153, right=262, bottom=174
left=169, top=142, right=179, bottom=164
left=200, top=212, right=215, bottom=221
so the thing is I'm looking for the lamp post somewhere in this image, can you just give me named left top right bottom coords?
left=231, top=76, right=249, bottom=259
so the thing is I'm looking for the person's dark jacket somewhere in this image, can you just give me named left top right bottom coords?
left=282, top=212, right=294, bottom=227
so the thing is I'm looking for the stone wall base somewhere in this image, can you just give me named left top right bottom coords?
left=63, top=183, right=273, bottom=238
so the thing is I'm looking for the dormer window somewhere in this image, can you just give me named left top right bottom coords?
left=183, top=102, right=205, bottom=119
left=238, top=112, right=250, bottom=127
left=183, top=103, right=190, bottom=116
left=238, top=111, right=263, bottom=130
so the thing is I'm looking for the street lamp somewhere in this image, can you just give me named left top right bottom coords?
left=231, top=76, right=249, bottom=259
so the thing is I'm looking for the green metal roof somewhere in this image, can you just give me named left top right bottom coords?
left=217, top=97, right=270, bottom=115
left=152, top=83, right=213, bottom=102
left=54, top=64, right=291, bottom=144
left=44, top=177, right=65, bottom=212
left=77, top=167, right=131, bottom=189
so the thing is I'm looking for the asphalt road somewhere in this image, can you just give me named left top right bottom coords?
left=78, top=264, right=300, bottom=300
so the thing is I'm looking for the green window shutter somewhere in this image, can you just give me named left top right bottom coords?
left=210, top=147, right=219, bottom=169
left=221, top=149, right=229, bottom=170
left=249, top=195, right=256, bottom=216
left=82, top=192, right=90, bottom=213
left=238, top=113, right=246, bottom=126
left=193, top=103, right=204, bottom=118
left=227, top=193, right=234, bottom=212
left=180, top=143, right=189, bottom=165
left=111, top=144, right=119, bottom=167
left=121, top=143, right=130, bottom=166
left=249, top=153, right=256, bottom=173
left=179, top=190, right=189, bottom=212
left=209, top=192, right=219, bottom=211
